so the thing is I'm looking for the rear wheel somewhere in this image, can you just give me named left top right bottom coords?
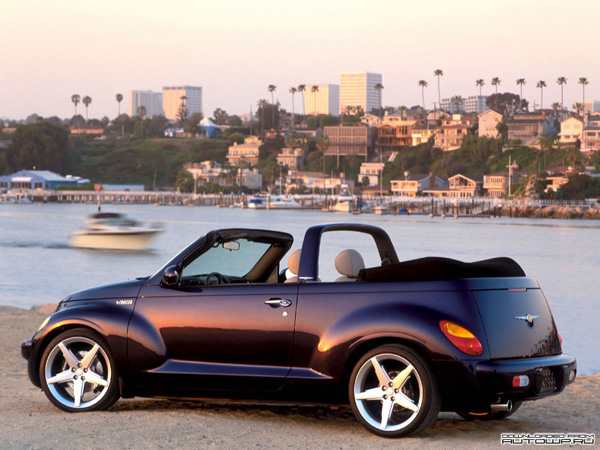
left=457, top=401, right=522, bottom=421
left=349, top=344, right=440, bottom=438
left=39, top=328, right=120, bottom=412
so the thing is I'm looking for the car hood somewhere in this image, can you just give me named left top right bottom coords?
left=62, top=279, right=145, bottom=302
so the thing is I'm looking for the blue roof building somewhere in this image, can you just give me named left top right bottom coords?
left=0, top=170, right=89, bottom=190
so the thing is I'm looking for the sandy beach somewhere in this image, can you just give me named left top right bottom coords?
left=1, top=304, right=597, bottom=450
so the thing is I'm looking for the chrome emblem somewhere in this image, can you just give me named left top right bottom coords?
left=515, top=314, right=540, bottom=324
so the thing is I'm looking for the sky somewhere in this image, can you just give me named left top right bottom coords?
left=1, top=0, right=599, bottom=121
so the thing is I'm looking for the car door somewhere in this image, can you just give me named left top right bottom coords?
left=130, top=233, right=297, bottom=392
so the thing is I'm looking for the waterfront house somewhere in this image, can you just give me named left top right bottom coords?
left=276, top=147, right=307, bottom=170
left=390, top=173, right=447, bottom=197
left=559, top=116, right=584, bottom=144
left=581, top=116, right=600, bottom=152
left=434, top=114, right=475, bottom=151
left=0, top=170, right=89, bottom=191
left=478, top=109, right=503, bottom=139
left=358, top=162, right=385, bottom=187
left=483, top=171, right=520, bottom=197
left=184, top=161, right=262, bottom=191
left=506, top=111, right=557, bottom=146
left=227, top=136, right=261, bottom=165
left=286, top=171, right=345, bottom=192
left=423, top=174, right=484, bottom=197
left=323, top=126, right=372, bottom=160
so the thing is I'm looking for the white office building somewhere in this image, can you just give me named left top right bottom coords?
left=304, top=84, right=340, bottom=116
left=340, top=72, right=382, bottom=115
left=128, top=90, right=164, bottom=117
left=162, top=85, right=203, bottom=121
left=441, top=95, right=488, bottom=114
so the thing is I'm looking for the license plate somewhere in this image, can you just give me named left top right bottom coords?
left=537, top=367, right=556, bottom=393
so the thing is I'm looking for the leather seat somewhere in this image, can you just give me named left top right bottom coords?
left=335, top=249, right=365, bottom=282
left=284, top=249, right=302, bottom=283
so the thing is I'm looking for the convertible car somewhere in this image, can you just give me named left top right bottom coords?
left=22, top=224, right=576, bottom=437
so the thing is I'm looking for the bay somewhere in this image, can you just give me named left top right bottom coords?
left=1, top=203, right=598, bottom=375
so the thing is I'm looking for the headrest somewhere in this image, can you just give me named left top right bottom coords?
left=287, top=249, right=301, bottom=275
left=335, top=249, right=365, bottom=278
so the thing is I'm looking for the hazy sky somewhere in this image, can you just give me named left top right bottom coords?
left=1, top=0, right=599, bottom=120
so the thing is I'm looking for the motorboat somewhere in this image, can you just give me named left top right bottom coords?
left=333, top=184, right=354, bottom=213
left=266, top=195, right=301, bottom=209
left=70, top=213, right=162, bottom=251
left=247, top=194, right=268, bottom=209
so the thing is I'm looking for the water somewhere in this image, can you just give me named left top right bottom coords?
left=1, top=203, right=598, bottom=375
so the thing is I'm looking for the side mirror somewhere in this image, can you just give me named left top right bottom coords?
left=222, top=241, right=240, bottom=251
left=162, top=265, right=181, bottom=287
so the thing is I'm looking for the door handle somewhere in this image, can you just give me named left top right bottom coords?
left=265, top=298, right=292, bottom=308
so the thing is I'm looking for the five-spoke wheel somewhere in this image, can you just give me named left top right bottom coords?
left=349, top=345, right=440, bottom=437
left=39, top=329, right=120, bottom=412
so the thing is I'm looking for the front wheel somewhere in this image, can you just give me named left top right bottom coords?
left=39, top=328, right=120, bottom=412
left=349, top=344, right=440, bottom=438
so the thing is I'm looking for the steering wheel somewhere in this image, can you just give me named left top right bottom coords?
left=205, top=272, right=231, bottom=285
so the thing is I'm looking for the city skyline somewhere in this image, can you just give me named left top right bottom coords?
left=2, top=0, right=600, bottom=120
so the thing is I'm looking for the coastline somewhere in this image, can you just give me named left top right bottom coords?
left=3, top=304, right=597, bottom=449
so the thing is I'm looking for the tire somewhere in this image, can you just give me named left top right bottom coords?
left=348, top=344, right=441, bottom=438
left=457, top=401, right=523, bottom=421
left=39, top=328, right=120, bottom=412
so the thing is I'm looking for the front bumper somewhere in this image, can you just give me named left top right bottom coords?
left=21, top=339, right=32, bottom=361
left=476, top=353, right=577, bottom=401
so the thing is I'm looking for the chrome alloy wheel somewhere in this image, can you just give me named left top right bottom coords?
left=44, top=336, right=112, bottom=409
left=353, top=353, right=423, bottom=432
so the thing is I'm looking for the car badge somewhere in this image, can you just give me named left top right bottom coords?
left=515, top=314, right=540, bottom=326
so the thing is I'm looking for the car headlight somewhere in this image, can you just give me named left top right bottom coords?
left=38, top=316, right=51, bottom=331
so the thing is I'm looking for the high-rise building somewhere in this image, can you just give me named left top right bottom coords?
left=441, top=95, right=488, bottom=114
left=162, top=85, right=203, bottom=121
left=128, top=90, right=164, bottom=117
left=304, top=84, right=340, bottom=116
left=340, top=72, right=382, bottom=115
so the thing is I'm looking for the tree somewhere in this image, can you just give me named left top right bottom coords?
left=145, top=115, right=169, bottom=138
left=538, top=133, right=556, bottom=170
left=573, top=102, right=583, bottom=115
left=486, top=92, right=524, bottom=114
left=82, top=96, right=92, bottom=122
left=137, top=106, right=147, bottom=139
left=175, top=168, right=194, bottom=193
left=578, top=77, right=589, bottom=108
left=315, top=136, right=331, bottom=170
left=491, top=77, right=501, bottom=109
left=298, top=84, right=306, bottom=115
left=551, top=102, right=561, bottom=119
left=516, top=79, right=526, bottom=110
left=71, top=94, right=81, bottom=116
left=557, top=77, right=567, bottom=111
left=116, top=93, right=123, bottom=117
left=434, top=69, right=443, bottom=109
left=311, top=85, right=320, bottom=116
left=256, top=99, right=280, bottom=132
left=496, top=117, right=508, bottom=142
left=475, top=79, right=485, bottom=97
left=176, top=96, right=188, bottom=127
left=186, top=112, right=204, bottom=137
left=418, top=80, right=428, bottom=115
left=289, top=87, right=297, bottom=128
left=5, top=122, right=71, bottom=173
left=268, top=84, right=277, bottom=126
left=451, top=95, right=463, bottom=113
left=536, top=80, right=547, bottom=110
left=374, top=83, right=384, bottom=118
left=212, top=108, right=228, bottom=125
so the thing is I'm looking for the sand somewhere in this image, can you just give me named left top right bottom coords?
left=1, top=304, right=597, bottom=450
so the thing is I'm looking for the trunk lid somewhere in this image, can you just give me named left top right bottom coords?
left=473, top=288, right=561, bottom=359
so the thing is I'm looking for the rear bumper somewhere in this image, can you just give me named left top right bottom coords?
left=476, top=353, right=577, bottom=401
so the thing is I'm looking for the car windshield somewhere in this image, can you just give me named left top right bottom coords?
left=182, top=238, right=271, bottom=279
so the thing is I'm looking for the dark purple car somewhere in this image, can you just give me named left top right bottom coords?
left=22, top=224, right=576, bottom=437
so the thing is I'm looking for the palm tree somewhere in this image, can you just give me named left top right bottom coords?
left=289, top=87, right=297, bottom=128
left=418, top=80, right=428, bottom=114
left=557, top=77, right=567, bottom=111
left=116, top=93, right=123, bottom=117
left=491, top=77, right=501, bottom=110
left=257, top=99, right=268, bottom=134
left=537, top=81, right=547, bottom=110
left=551, top=102, right=561, bottom=119
left=268, top=85, right=277, bottom=127
left=578, top=77, right=589, bottom=110
left=475, top=79, right=485, bottom=97
left=82, top=96, right=92, bottom=122
left=434, top=69, right=443, bottom=109
left=573, top=102, right=583, bottom=115
left=297, top=84, right=306, bottom=116
left=374, top=83, right=384, bottom=118
left=137, top=106, right=146, bottom=139
left=516, top=79, right=526, bottom=110
left=451, top=95, right=463, bottom=113
left=311, top=85, right=320, bottom=116
left=71, top=94, right=81, bottom=116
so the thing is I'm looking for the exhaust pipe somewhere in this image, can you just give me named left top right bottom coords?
left=490, top=400, right=513, bottom=412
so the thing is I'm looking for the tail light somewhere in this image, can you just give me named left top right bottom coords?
left=558, top=333, right=563, bottom=345
left=440, top=320, right=483, bottom=356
